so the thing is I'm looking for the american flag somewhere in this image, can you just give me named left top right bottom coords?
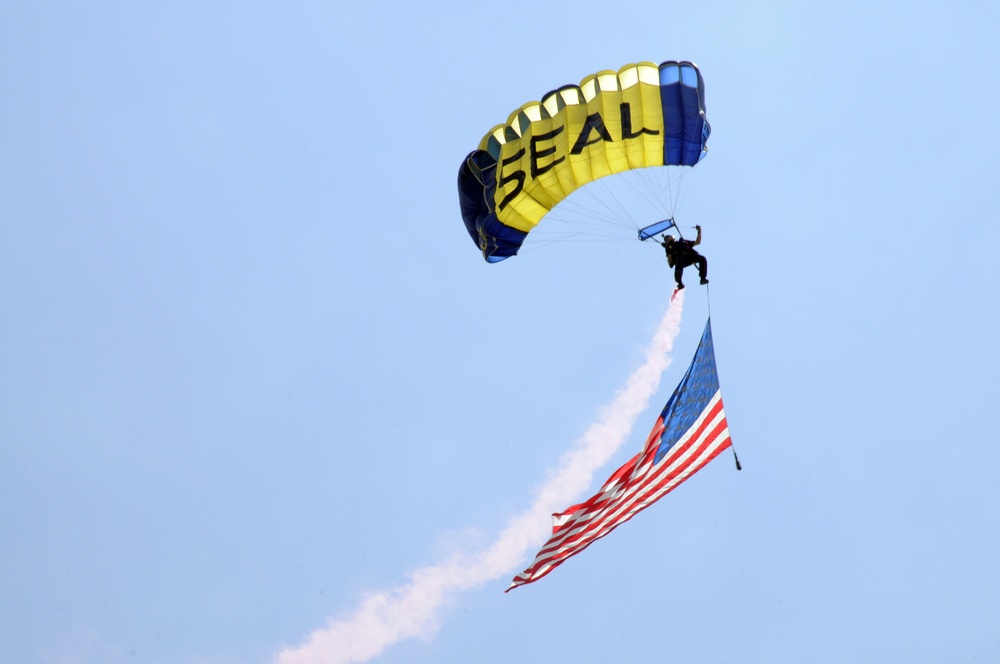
left=508, top=319, right=734, bottom=591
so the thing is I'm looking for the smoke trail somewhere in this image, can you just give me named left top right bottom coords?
left=274, top=292, right=685, bottom=664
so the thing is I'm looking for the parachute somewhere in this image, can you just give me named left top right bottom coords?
left=458, top=61, right=711, bottom=263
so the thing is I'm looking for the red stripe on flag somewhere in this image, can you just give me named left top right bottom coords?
left=508, top=394, right=731, bottom=590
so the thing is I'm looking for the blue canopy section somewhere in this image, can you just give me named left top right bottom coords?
left=654, top=319, right=721, bottom=464
left=638, top=218, right=675, bottom=241
left=457, top=150, right=527, bottom=263
left=659, top=61, right=711, bottom=166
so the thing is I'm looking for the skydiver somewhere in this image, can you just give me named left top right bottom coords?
left=661, top=225, right=708, bottom=290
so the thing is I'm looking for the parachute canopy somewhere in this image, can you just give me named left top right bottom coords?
left=458, top=60, right=710, bottom=263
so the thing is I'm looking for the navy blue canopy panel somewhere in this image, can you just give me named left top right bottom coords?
left=457, top=150, right=526, bottom=263
left=659, top=61, right=711, bottom=166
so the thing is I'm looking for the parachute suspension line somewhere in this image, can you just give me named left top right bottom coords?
left=509, top=165, right=703, bottom=252
left=540, top=167, right=673, bottom=243
left=619, top=144, right=673, bottom=226
left=545, top=177, right=635, bottom=236
left=664, top=164, right=699, bottom=225
left=672, top=168, right=687, bottom=214
left=663, top=167, right=679, bottom=217
left=588, top=177, right=638, bottom=229
left=625, top=165, right=671, bottom=223
left=620, top=171, right=668, bottom=224
left=524, top=177, right=636, bottom=249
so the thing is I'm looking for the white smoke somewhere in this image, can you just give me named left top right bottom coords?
left=274, top=292, right=685, bottom=664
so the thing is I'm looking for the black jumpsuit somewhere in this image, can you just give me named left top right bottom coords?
left=662, top=238, right=708, bottom=288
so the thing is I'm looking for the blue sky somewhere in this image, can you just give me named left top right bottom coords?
left=3, top=2, right=1000, bottom=663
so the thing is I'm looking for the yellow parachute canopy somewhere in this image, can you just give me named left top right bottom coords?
left=458, top=61, right=710, bottom=262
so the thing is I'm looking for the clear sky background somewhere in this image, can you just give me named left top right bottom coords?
left=3, top=2, right=1000, bottom=663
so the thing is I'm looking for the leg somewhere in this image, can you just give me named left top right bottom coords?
left=674, top=263, right=685, bottom=288
left=695, top=254, right=708, bottom=284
